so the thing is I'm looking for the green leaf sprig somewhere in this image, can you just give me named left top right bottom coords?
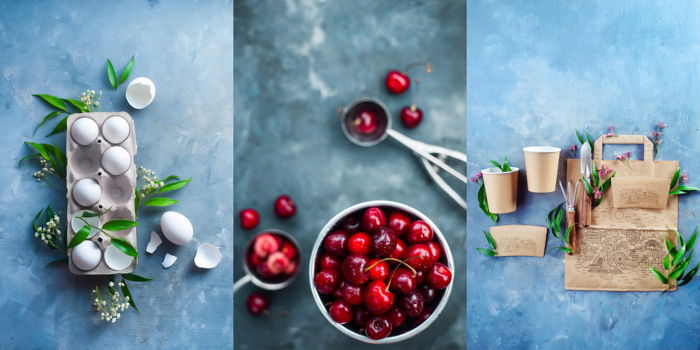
left=68, top=211, right=139, bottom=257
left=473, top=176, right=498, bottom=223
left=545, top=202, right=574, bottom=254
left=477, top=230, right=498, bottom=257
left=93, top=272, right=151, bottom=323
left=575, top=130, right=595, bottom=151
left=31, top=93, right=93, bottom=136
left=649, top=228, right=699, bottom=288
left=581, top=162, right=615, bottom=207
left=20, top=141, right=66, bottom=180
left=107, top=56, right=135, bottom=89
left=669, top=167, right=700, bottom=195
left=489, top=156, right=513, bottom=172
left=32, top=205, right=67, bottom=252
left=135, top=166, right=190, bottom=217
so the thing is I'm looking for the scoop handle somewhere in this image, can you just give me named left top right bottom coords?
left=387, top=129, right=467, bottom=183
left=233, top=274, right=252, bottom=294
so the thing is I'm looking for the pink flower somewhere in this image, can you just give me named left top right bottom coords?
left=681, top=173, right=689, bottom=184
left=615, top=151, right=631, bottom=161
left=598, top=164, right=613, bottom=178
left=470, top=172, right=483, bottom=183
left=656, top=139, right=663, bottom=145
left=657, top=122, right=668, bottom=129
left=593, top=189, right=603, bottom=200
left=651, top=131, right=662, bottom=138
left=605, top=125, right=617, bottom=138
left=568, top=144, right=578, bottom=153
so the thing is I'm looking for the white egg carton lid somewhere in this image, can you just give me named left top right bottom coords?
left=65, top=112, right=138, bottom=275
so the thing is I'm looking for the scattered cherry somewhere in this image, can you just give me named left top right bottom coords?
left=274, top=194, right=296, bottom=218
left=389, top=267, right=417, bottom=295
left=366, top=315, right=393, bottom=340
left=353, top=109, right=378, bottom=134
left=405, top=244, right=434, bottom=271
left=385, top=70, right=410, bottom=94
left=371, top=227, right=397, bottom=257
left=324, top=230, right=348, bottom=256
left=239, top=208, right=259, bottom=229
left=329, top=300, right=353, bottom=324
left=314, top=269, right=340, bottom=295
left=427, top=262, right=452, bottom=290
left=400, top=105, right=423, bottom=129
left=364, top=280, right=395, bottom=315
left=246, top=292, right=269, bottom=316
left=406, top=220, right=433, bottom=244
left=367, top=258, right=389, bottom=281
left=348, top=232, right=372, bottom=255
left=388, top=211, right=411, bottom=236
left=342, top=254, right=370, bottom=286
left=400, top=290, right=424, bottom=317
left=362, top=207, right=386, bottom=231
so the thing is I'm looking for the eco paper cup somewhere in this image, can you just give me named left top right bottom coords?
left=481, top=167, right=519, bottom=214
left=523, top=146, right=561, bottom=193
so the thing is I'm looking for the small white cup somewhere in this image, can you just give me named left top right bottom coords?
left=125, top=77, right=156, bottom=109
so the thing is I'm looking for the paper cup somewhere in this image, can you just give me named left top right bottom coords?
left=523, top=146, right=561, bottom=193
left=482, top=167, right=519, bottom=214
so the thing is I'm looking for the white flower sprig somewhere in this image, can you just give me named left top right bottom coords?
left=93, top=281, right=130, bottom=324
left=33, top=157, right=57, bottom=181
left=134, top=166, right=191, bottom=217
left=33, top=206, right=66, bottom=252
left=79, top=89, right=102, bottom=112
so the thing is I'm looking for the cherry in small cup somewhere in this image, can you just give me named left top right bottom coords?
left=234, top=230, right=301, bottom=293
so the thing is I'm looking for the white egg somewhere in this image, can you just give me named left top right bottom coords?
left=72, top=240, right=101, bottom=270
left=72, top=178, right=101, bottom=207
left=104, top=244, right=134, bottom=271
left=71, top=210, right=100, bottom=238
left=71, top=118, right=99, bottom=146
left=101, top=146, right=131, bottom=175
left=102, top=116, right=130, bottom=144
left=160, top=211, right=193, bottom=245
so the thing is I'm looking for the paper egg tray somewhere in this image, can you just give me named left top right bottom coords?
left=66, top=112, right=137, bottom=275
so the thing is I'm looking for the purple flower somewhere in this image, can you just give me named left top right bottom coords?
left=470, top=172, right=483, bottom=183
left=593, top=189, right=603, bottom=200
left=681, top=173, right=689, bottom=184
left=568, top=144, right=578, bottom=153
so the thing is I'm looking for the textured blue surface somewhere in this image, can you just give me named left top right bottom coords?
left=468, top=1, right=700, bottom=349
left=0, top=1, right=233, bottom=348
left=234, top=0, right=465, bottom=349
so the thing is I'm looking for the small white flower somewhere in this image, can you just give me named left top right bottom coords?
left=109, top=281, right=114, bottom=287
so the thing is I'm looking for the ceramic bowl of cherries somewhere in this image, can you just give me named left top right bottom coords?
left=309, top=201, right=454, bottom=343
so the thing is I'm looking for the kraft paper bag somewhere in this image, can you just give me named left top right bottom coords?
left=611, top=176, right=669, bottom=209
left=482, top=167, right=519, bottom=214
left=490, top=225, right=547, bottom=257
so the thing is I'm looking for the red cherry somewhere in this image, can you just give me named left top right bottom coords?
left=247, top=251, right=261, bottom=267
left=284, top=260, right=297, bottom=275
left=405, top=244, right=434, bottom=271
left=314, top=269, right=339, bottom=295
left=427, top=262, right=452, bottom=290
left=341, top=254, right=370, bottom=286
left=337, top=281, right=364, bottom=305
left=427, top=241, right=441, bottom=265
left=253, top=233, right=280, bottom=258
left=420, top=284, right=437, bottom=302
left=389, top=267, right=417, bottom=295
left=366, top=315, right=393, bottom=340
left=385, top=70, right=410, bottom=94
left=371, top=227, right=397, bottom=257
left=386, top=306, right=406, bottom=328
left=400, top=290, right=424, bottom=317
left=323, top=230, right=348, bottom=256
left=281, top=242, right=297, bottom=261
left=353, top=306, right=369, bottom=327
left=400, top=105, right=423, bottom=129
left=319, top=253, right=341, bottom=271
left=274, top=194, right=296, bottom=218
left=390, top=239, right=407, bottom=260
left=255, top=259, right=276, bottom=279
left=329, top=300, right=353, bottom=324
left=353, top=110, right=378, bottom=135
left=413, top=306, right=433, bottom=326
left=406, top=220, right=433, bottom=244
left=364, top=280, right=395, bottom=315
left=414, top=270, right=425, bottom=285
left=367, top=258, right=389, bottom=281
left=246, top=292, right=269, bottom=316
left=347, top=232, right=372, bottom=255
left=239, top=208, right=259, bottom=229
left=340, top=216, right=361, bottom=233
left=387, top=212, right=411, bottom=236
left=266, top=251, right=289, bottom=275
left=362, top=207, right=386, bottom=231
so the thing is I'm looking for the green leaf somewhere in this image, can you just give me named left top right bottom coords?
left=80, top=211, right=101, bottom=218
left=670, top=167, right=680, bottom=190
left=670, top=258, right=691, bottom=280
left=663, top=254, right=671, bottom=270
left=32, top=94, right=67, bottom=111
left=120, top=280, right=139, bottom=312
left=672, top=245, right=686, bottom=265
left=144, top=197, right=178, bottom=207
left=476, top=248, right=497, bottom=257
left=111, top=237, right=138, bottom=257
left=685, top=228, right=698, bottom=253
left=162, top=175, right=179, bottom=182
left=585, top=133, right=594, bottom=150
left=669, top=190, right=686, bottom=195
left=157, top=178, right=191, bottom=193
left=678, top=230, right=685, bottom=247
left=33, top=207, right=44, bottom=231
left=649, top=266, right=669, bottom=284
left=25, top=142, right=51, bottom=160
left=46, top=116, right=68, bottom=136
left=582, top=177, right=594, bottom=196
left=678, top=263, right=699, bottom=286
left=102, top=219, right=139, bottom=231
left=119, top=56, right=135, bottom=84
left=592, top=163, right=600, bottom=187
left=565, top=224, right=574, bottom=245
left=556, top=247, right=572, bottom=253
left=47, top=144, right=66, bottom=166
left=483, top=230, right=497, bottom=250
left=67, top=225, right=91, bottom=249
left=488, top=160, right=502, bottom=170
left=575, top=130, right=585, bottom=144
left=678, top=185, right=700, bottom=192
left=33, top=110, right=63, bottom=135
left=600, top=176, right=613, bottom=192
left=477, top=184, right=498, bottom=223
left=63, top=98, right=88, bottom=113
left=107, top=59, right=118, bottom=88
left=502, top=156, right=512, bottom=172
left=121, top=273, right=153, bottom=282
left=18, top=153, right=40, bottom=166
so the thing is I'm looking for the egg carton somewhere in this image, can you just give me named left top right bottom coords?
left=65, top=112, right=138, bottom=275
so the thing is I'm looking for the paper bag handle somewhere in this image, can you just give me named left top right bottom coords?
left=593, top=134, right=654, bottom=162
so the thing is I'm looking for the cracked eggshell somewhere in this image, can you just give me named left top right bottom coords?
left=125, top=77, right=156, bottom=109
left=160, top=211, right=193, bottom=245
left=70, top=118, right=99, bottom=145
left=71, top=210, right=100, bottom=238
left=72, top=240, right=101, bottom=271
left=104, top=244, right=134, bottom=271
left=146, top=231, right=162, bottom=254
left=162, top=253, right=177, bottom=268
left=102, top=116, right=130, bottom=144
left=72, top=178, right=101, bottom=207
left=194, top=243, right=221, bottom=269
left=101, top=146, right=131, bottom=175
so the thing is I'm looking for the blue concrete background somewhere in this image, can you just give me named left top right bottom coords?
left=234, top=0, right=465, bottom=349
left=468, top=1, right=700, bottom=349
left=0, top=1, right=233, bottom=348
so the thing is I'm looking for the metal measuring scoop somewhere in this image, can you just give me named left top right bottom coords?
left=340, top=97, right=467, bottom=209
left=233, top=229, right=301, bottom=294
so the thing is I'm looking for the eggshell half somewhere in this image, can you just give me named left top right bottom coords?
left=160, top=211, right=193, bottom=245
left=72, top=178, right=101, bottom=207
left=72, top=240, right=101, bottom=271
left=104, top=244, right=134, bottom=271
left=101, top=146, right=131, bottom=175
left=70, top=118, right=99, bottom=145
left=194, top=243, right=222, bottom=269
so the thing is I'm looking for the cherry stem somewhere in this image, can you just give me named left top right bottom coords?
left=411, top=78, right=421, bottom=107
left=365, top=257, right=418, bottom=276
left=402, top=62, right=432, bottom=74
